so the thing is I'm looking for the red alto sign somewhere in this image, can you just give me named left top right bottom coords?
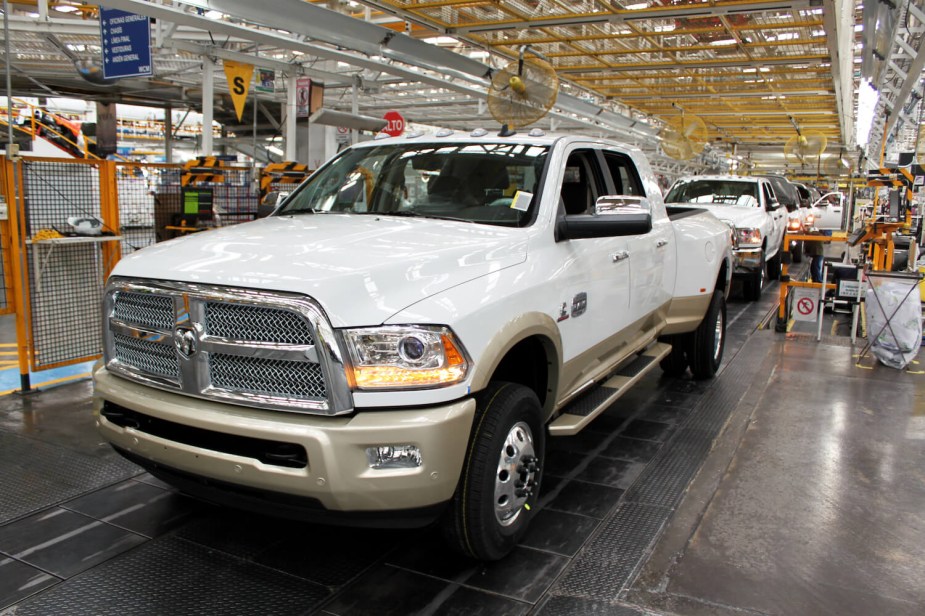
left=383, top=110, right=406, bottom=137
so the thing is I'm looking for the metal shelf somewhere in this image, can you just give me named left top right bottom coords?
left=26, top=235, right=122, bottom=246
left=27, top=235, right=122, bottom=293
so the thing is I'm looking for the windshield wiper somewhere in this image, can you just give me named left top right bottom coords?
left=375, top=211, right=473, bottom=223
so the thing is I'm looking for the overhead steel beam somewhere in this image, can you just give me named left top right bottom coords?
left=447, top=0, right=814, bottom=33
left=882, top=40, right=925, bottom=140
left=618, top=90, right=833, bottom=101
left=177, top=0, right=491, bottom=79
left=167, top=40, right=351, bottom=86
left=557, top=55, right=830, bottom=74
left=85, top=0, right=658, bottom=142
left=821, top=0, right=853, bottom=146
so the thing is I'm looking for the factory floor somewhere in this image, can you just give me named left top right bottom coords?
left=0, top=272, right=923, bottom=616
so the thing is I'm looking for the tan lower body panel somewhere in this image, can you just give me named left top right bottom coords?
left=556, top=306, right=670, bottom=413
left=659, top=294, right=712, bottom=336
left=94, top=367, right=475, bottom=512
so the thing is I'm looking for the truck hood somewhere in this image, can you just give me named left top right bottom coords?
left=112, top=214, right=528, bottom=327
left=681, top=204, right=768, bottom=230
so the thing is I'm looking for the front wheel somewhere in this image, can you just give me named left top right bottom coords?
left=442, top=382, right=545, bottom=561
left=659, top=334, right=690, bottom=376
left=689, top=289, right=726, bottom=379
left=743, top=252, right=765, bottom=302
left=767, top=249, right=782, bottom=281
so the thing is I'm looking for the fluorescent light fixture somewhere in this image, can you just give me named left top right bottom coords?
left=267, top=145, right=284, bottom=156
left=856, top=78, right=879, bottom=148
left=468, top=50, right=489, bottom=59
left=624, top=2, right=649, bottom=10
left=54, top=5, right=79, bottom=12
left=710, top=39, right=737, bottom=46
left=204, top=10, right=223, bottom=19
left=776, top=32, right=798, bottom=41
left=743, top=68, right=757, bottom=73
left=653, top=23, right=676, bottom=32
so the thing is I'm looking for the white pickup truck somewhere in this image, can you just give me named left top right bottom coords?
left=664, top=175, right=787, bottom=301
left=94, top=133, right=732, bottom=560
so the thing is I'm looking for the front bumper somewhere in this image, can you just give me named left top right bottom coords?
left=732, top=247, right=763, bottom=275
left=93, top=366, right=475, bottom=518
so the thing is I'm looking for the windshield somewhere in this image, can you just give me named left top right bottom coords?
left=665, top=179, right=759, bottom=207
left=278, top=142, right=549, bottom=227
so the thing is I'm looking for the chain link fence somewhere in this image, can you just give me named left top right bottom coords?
left=21, top=160, right=112, bottom=370
left=0, top=157, right=266, bottom=376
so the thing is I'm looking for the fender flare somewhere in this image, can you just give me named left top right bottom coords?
left=468, top=312, right=562, bottom=417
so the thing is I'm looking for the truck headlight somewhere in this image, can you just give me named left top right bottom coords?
left=735, top=227, right=762, bottom=247
left=719, top=219, right=738, bottom=248
left=342, top=325, right=469, bottom=389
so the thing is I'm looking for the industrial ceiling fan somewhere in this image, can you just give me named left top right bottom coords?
left=487, top=46, right=559, bottom=135
left=784, top=127, right=827, bottom=168
left=660, top=110, right=708, bottom=161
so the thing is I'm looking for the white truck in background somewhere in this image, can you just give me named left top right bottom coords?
left=94, top=133, right=732, bottom=561
left=811, top=192, right=847, bottom=230
left=664, top=175, right=787, bottom=301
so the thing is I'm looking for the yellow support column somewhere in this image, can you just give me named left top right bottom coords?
left=99, top=160, right=121, bottom=277
left=4, top=157, right=32, bottom=391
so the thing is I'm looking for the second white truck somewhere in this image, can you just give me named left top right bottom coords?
left=94, top=132, right=733, bottom=560
left=665, top=174, right=787, bottom=301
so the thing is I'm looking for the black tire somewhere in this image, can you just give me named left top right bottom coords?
left=659, top=335, right=689, bottom=376
left=767, top=249, right=782, bottom=281
left=442, top=382, right=545, bottom=561
left=792, top=241, right=803, bottom=263
left=743, top=252, right=765, bottom=302
left=690, top=289, right=726, bottom=379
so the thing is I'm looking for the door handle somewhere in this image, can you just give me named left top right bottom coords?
left=611, top=251, right=629, bottom=263
left=656, top=239, right=669, bottom=249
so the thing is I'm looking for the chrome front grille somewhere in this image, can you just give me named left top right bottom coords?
left=103, top=279, right=352, bottom=415
left=112, top=333, right=180, bottom=381
left=113, top=292, right=174, bottom=330
left=210, top=354, right=326, bottom=400
left=204, top=302, right=313, bottom=344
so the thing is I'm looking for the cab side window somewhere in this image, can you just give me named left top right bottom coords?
left=560, top=150, right=606, bottom=216
left=602, top=152, right=644, bottom=196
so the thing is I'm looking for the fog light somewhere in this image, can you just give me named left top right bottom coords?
left=366, top=445, right=422, bottom=469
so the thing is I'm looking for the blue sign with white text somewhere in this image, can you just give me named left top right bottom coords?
left=99, top=7, right=152, bottom=79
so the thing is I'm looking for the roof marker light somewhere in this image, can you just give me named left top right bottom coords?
left=528, top=128, right=546, bottom=137
left=406, top=130, right=425, bottom=139
left=470, top=128, right=488, bottom=137
left=374, top=132, right=390, bottom=140
left=435, top=128, right=454, bottom=137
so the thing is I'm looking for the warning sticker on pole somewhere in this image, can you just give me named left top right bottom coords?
left=791, top=287, right=818, bottom=322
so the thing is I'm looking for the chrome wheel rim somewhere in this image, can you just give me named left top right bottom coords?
left=494, top=421, right=537, bottom=527
left=713, top=304, right=724, bottom=362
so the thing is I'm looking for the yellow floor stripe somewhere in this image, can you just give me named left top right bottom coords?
left=0, top=343, right=17, bottom=347
left=0, top=372, right=91, bottom=396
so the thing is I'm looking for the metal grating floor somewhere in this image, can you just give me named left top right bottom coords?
left=4, top=280, right=917, bottom=616
left=0, top=431, right=142, bottom=525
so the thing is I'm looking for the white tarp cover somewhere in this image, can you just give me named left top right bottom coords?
left=865, top=280, right=923, bottom=369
